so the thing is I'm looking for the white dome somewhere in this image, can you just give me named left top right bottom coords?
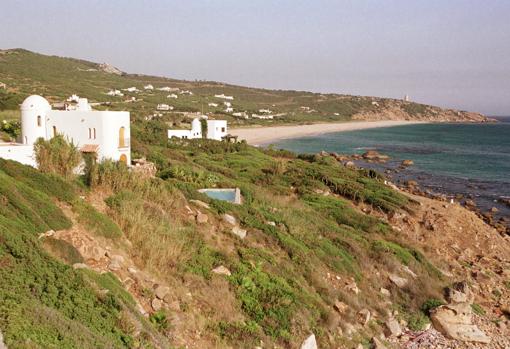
left=21, top=95, right=51, bottom=111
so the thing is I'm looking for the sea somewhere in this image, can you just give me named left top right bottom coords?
left=273, top=117, right=510, bottom=227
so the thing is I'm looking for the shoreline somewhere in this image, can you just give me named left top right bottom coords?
left=230, top=120, right=427, bottom=146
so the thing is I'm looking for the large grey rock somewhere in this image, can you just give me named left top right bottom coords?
left=155, top=285, right=170, bottom=300
left=357, top=309, right=371, bottom=326
left=231, top=226, right=247, bottom=239
left=430, top=303, right=490, bottom=343
left=384, top=317, right=402, bottom=337
left=212, top=265, right=231, bottom=276
left=300, top=334, right=317, bottom=349
left=222, top=214, right=237, bottom=226
left=388, top=274, right=408, bottom=288
left=196, top=212, right=209, bottom=224
left=151, top=298, right=162, bottom=311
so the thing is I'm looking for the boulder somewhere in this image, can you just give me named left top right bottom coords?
left=155, top=285, right=170, bottom=300
left=401, top=159, right=414, bottom=167
left=108, top=260, right=122, bottom=271
left=380, top=288, right=391, bottom=297
left=446, top=281, right=474, bottom=304
left=384, top=317, right=402, bottom=337
left=357, top=309, right=371, bottom=326
left=231, top=226, right=247, bottom=239
left=362, top=150, right=389, bottom=161
left=110, top=254, right=125, bottom=264
left=151, top=298, right=162, bottom=311
left=345, top=161, right=356, bottom=168
left=388, top=274, right=408, bottom=288
left=0, top=329, right=6, bottom=349
left=430, top=303, right=490, bottom=343
left=190, top=199, right=210, bottom=209
left=72, top=263, right=89, bottom=270
left=334, top=300, right=348, bottom=313
left=196, top=212, right=209, bottom=224
left=300, top=334, right=317, bottom=349
left=222, top=214, right=237, bottom=226
left=212, top=265, right=231, bottom=276
left=372, top=337, right=387, bottom=349
left=90, top=246, right=106, bottom=261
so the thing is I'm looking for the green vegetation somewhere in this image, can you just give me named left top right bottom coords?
left=471, top=303, right=486, bottom=316
left=34, top=135, right=82, bottom=178
left=71, top=199, right=123, bottom=239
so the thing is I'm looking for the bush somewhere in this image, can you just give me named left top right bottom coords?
left=34, top=135, right=81, bottom=178
left=421, top=298, right=445, bottom=315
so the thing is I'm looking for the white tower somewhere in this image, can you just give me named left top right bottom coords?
left=21, top=95, right=51, bottom=144
left=191, top=118, right=202, bottom=138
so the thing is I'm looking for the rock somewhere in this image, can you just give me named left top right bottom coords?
left=38, top=230, right=55, bottom=239
left=430, top=303, right=491, bottom=343
left=108, top=260, right=122, bottom=271
left=155, top=285, right=170, bottom=300
left=190, top=199, right=210, bottom=209
left=362, top=150, right=389, bottom=161
left=222, top=214, right=237, bottom=225
left=372, top=337, right=387, bottom=349
left=151, top=298, right=162, bottom=311
left=384, top=317, right=402, bottom=337
left=401, top=159, right=414, bottom=166
left=90, top=246, right=106, bottom=261
left=446, top=281, right=474, bottom=304
left=231, top=226, right=247, bottom=239
left=406, top=180, right=418, bottom=187
left=357, top=309, right=371, bottom=326
left=345, top=161, right=356, bottom=168
left=300, top=334, right=317, bottom=349
left=345, top=279, right=360, bottom=294
left=334, top=300, right=348, bottom=313
left=490, top=206, right=499, bottom=213
left=196, top=212, right=209, bottom=224
left=0, top=329, right=6, bottom=349
left=212, top=265, right=231, bottom=276
left=128, top=267, right=137, bottom=274
left=110, top=254, right=125, bottom=263
left=267, top=221, right=276, bottom=226
left=401, top=265, right=417, bottom=278
left=389, top=274, right=408, bottom=288
left=72, top=263, right=89, bottom=270
left=380, top=288, right=391, bottom=297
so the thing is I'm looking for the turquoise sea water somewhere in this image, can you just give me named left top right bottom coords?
left=274, top=117, right=510, bottom=223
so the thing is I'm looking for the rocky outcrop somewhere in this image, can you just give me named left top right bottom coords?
left=97, top=62, right=124, bottom=75
left=300, top=334, right=317, bottom=349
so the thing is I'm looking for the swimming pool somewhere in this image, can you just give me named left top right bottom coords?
left=198, top=188, right=242, bottom=204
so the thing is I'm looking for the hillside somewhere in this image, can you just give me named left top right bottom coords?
left=0, top=48, right=489, bottom=128
left=1, top=135, right=509, bottom=348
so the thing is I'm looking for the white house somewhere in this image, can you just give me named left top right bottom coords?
left=167, top=94, right=178, bottom=99
left=208, top=103, right=219, bottom=107
left=123, top=86, right=139, bottom=93
left=215, top=94, right=234, bottom=100
left=157, top=104, right=173, bottom=111
left=144, top=84, right=154, bottom=90
left=0, top=95, right=131, bottom=167
left=168, top=118, right=227, bottom=141
left=107, top=89, right=124, bottom=97
left=67, top=94, right=80, bottom=103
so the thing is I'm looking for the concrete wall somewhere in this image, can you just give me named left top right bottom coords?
left=0, top=145, right=36, bottom=167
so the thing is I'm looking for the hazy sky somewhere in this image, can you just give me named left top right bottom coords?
left=1, top=0, right=509, bottom=115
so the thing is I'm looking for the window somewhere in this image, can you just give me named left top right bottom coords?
left=88, top=128, right=91, bottom=139
left=119, top=154, right=127, bottom=164
left=119, top=127, right=126, bottom=147
left=221, top=127, right=226, bottom=132
left=52, top=126, right=57, bottom=137
left=37, top=115, right=41, bottom=127
left=93, top=128, right=96, bottom=140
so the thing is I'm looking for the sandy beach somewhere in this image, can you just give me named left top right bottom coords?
left=230, top=120, right=426, bottom=145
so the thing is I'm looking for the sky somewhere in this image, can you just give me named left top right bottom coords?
left=1, top=0, right=509, bottom=115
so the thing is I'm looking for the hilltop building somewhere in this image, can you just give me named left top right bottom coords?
left=404, top=94, right=410, bottom=102
left=168, top=118, right=227, bottom=141
left=0, top=95, right=131, bottom=167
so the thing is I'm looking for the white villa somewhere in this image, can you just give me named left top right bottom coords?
left=214, top=94, right=234, bottom=100
left=168, top=118, right=227, bottom=141
left=0, top=95, right=131, bottom=167
left=144, top=84, right=154, bottom=90
left=157, top=104, right=173, bottom=111
left=107, top=89, right=124, bottom=97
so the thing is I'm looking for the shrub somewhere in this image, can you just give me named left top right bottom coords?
left=149, top=310, right=169, bottom=331
left=471, top=303, right=486, bottom=316
left=421, top=298, right=445, bottom=315
left=72, top=199, right=122, bottom=239
left=34, top=135, right=81, bottom=178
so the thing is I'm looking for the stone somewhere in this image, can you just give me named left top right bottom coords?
left=334, top=300, right=348, bottom=313
left=212, top=265, right=231, bottom=276
left=0, top=329, right=6, bottom=349
left=357, top=309, right=371, bottom=326
left=108, top=260, right=122, bottom=271
left=372, top=337, right=387, bottom=349
left=151, top=298, right=162, bottom=311
left=231, top=226, right=247, bottom=239
left=401, top=265, right=417, bottom=278
left=128, top=267, right=137, bottom=274
left=72, top=263, right=89, bottom=270
left=196, top=212, right=209, bottom=224
left=155, top=285, right=170, bottom=300
left=446, top=281, right=474, bottom=304
left=222, top=213, right=237, bottom=225
left=90, top=246, right=106, bottom=261
left=380, top=288, right=391, bottom=297
left=345, top=161, right=355, bottom=168
left=384, top=317, right=402, bottom=337
left=345, top=279, right=360, bottom=294
left=430, top=303, right=491, bottom=343
left=267, top=221, right=276, bottom=226
left=300, top=334, right=317, bottom=349
left=389, top=274, right=408, bottom=288
left=401, top=159, right=414, bottom=166
left=190, top=199, right=210, bottom=209
left=110, top=254, right=125, bottom=263
left=38, top=230, right=55, bottom=239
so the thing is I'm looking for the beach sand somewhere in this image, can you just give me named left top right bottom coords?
left=230, top=120, right=426, bottom=145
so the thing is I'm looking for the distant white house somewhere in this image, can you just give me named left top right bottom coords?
left=167, top=94, right=178, bottom=99
left=252, top=114, right=274, bottom=120
left=123, top=86, right=139, bottom=93
left=67, top=94, right=80, bottom=103
left=208, top=103, right=219, bottom=107
left=258, top=109, right=272, bottom=114
left=157, top=104, right=173, bottom=111
left=144, top=84, right=154, bottom=90
left=215, top=94, right=234, bottom=100
left=0, top=82, right=6, bottom=89
left=168, top=118, right=227, bottom=141
left=0, top=95, right=131, bottom=167
left=233, top=111, right=249, bottom=119
left=404, top=94, right=410, bottom=102
left=107, top=89, right=124, bottom=97
left=157, top=87, right=179, bottom=92
left=179, top=90, right=193, bottom=95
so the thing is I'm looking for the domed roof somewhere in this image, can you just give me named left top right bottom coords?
left=21, top=95, right=51, bottom=111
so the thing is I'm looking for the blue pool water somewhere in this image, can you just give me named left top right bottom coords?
left=200, top=189, right=237, bottom=203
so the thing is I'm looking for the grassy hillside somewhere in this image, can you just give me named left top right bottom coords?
left=0, top=48, right=487, bottom=130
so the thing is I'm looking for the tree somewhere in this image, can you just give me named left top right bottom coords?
left=34, top=135, right=82, bottom=178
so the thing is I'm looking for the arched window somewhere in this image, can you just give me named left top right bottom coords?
left=37, top=115, right=41, bottom=127
left=119, top=154, right=127, bottom=164
left=119, top=127, right=126, bottom=147
left=52, top=126, right=57, bottom=137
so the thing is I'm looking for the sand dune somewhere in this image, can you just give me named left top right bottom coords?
left=230, top=120, right=426, bottom=145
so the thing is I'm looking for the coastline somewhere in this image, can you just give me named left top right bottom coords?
left=230, top=120, right=427, bottom=146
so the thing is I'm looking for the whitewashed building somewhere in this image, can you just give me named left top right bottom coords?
left=144, top=84, right=154, bottom=90
left=157, top=104, right=173, bottom=111
left=215, top=94, right=234, bottom=100
left=168, top=118, right=227, bottom=141
left=0, top=95, right=131, bottom=167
